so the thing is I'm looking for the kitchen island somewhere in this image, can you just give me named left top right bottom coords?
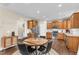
left=64, top=33, right=79, bottom=53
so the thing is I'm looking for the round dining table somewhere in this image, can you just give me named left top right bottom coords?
left=23, top=38, right=49, bottom=55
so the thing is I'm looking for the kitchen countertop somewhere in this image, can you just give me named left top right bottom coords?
left=64, top=33, right=79, bottom=37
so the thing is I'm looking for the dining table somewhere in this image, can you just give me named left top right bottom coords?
left=23, top=38, right=49, bottom=55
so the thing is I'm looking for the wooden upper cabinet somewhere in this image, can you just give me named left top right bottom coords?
left=52, top=20, right=62, bottom=29
left=67, top=19, right=71, bottom=29
left=33, top=20, right=37, bottom=27
left=62, top=19, right=71, bottom=29
left=51, top=20, right=66, bottom=29
left=70, top=12, right=79, bottom=28
left=58, top=22, right=63, bottom=29
left=47, top=23, right=52, bottom=29
left=27, top=20, right=37, bottom=29
left=27, top=20, right=33, bottom=29
left=62, top=20, right=66, bottom=29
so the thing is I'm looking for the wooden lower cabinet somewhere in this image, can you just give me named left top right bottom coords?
left=57, top=33, right=64, bottom=40
left=65, top=36, right=79, bottom=52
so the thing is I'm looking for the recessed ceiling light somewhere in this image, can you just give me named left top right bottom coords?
left=58, top=4, right=62, bottom=7
left=37, top=10, right=40, bottom=14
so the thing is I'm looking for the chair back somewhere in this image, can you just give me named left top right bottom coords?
left=18, top=44, right=29, bottom=55
left=43, top=41, right=53, bottom=54
left=46, top=32, right=52, bottom=40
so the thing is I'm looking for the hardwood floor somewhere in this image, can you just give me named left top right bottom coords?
left=52, top=39, right=76, bottom=55
left=0, top=39, right=76, bottom=55
left=0, top=47, right=18, bottom=55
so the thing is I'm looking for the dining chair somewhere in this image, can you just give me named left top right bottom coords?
left=38, top=32, right=52, bottom=55
left=17, top=39, right=36, bottom=55
left=38, top=41, right=53, bottom=55
left=42, top=41, right=53, bottom=54
left=18, top=44, right=29, bottom=55
left=27, top=46, right=36, bottom=54
left=46, top=32, right=52, bottom=40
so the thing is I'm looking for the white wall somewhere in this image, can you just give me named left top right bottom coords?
left=39, top=20, right=47, bottom=36
left=0, top=8, right=21, bottom=35
left=24, top=19, right=31, bottom=37
left=0, top=8, right=22, bottom=49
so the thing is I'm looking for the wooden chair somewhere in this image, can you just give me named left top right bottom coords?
left=46, top=32, right=52, bottom=40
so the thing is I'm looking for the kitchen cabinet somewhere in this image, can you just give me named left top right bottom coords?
left=61, top=12, right=79, bottom=29
left=62, top=18, right=71, bottom=29
left=67, top=19, right=71, bottom=29
left=52, top=20, right=62, bottom=29
left=63, top=20, right=67, bottom=29
left=51, top=20, right=68, bottom=29
left=27, top=20, right=38, bottom=29
left=65, top=35, right=79, bottom=52
left=57, top=33, right=64, bottom=40
left=70, top=12, right=79, bottom=28
left=47, top=22, right=52, bottom=29
left=59, top=22, right=65, bottom=29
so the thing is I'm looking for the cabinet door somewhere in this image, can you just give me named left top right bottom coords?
left=27, top=20, right=37, bottom=29
left=71, top=13, right=79, bottom=28
left=58, top=22, right=63, bottom=29
left=65, top=36, right=69, bottom=48
left=67, top=36, right=79, bottom=52
left=67, top=20, right=71, bottom=29
left=63, top=21, right=67, bottom=29
left=33, top=21, right=37, bottom=28
left=67, top=37, right=72, bottom=49
left=47, top=23, right=52, bottom=29
left=72, top=37, right=79, bottom=52
left=28, top=21, right=33, bottom=29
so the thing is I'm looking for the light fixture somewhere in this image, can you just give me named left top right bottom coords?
left=36, top=10, right=40, bottom=14
left=58, top=4, right=62, bottom=7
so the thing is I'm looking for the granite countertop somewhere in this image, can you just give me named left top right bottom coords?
left=64, top=33, right=79, bottom=37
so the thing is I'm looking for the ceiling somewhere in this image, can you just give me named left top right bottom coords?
left=0, top=3, right=79, bottom=20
